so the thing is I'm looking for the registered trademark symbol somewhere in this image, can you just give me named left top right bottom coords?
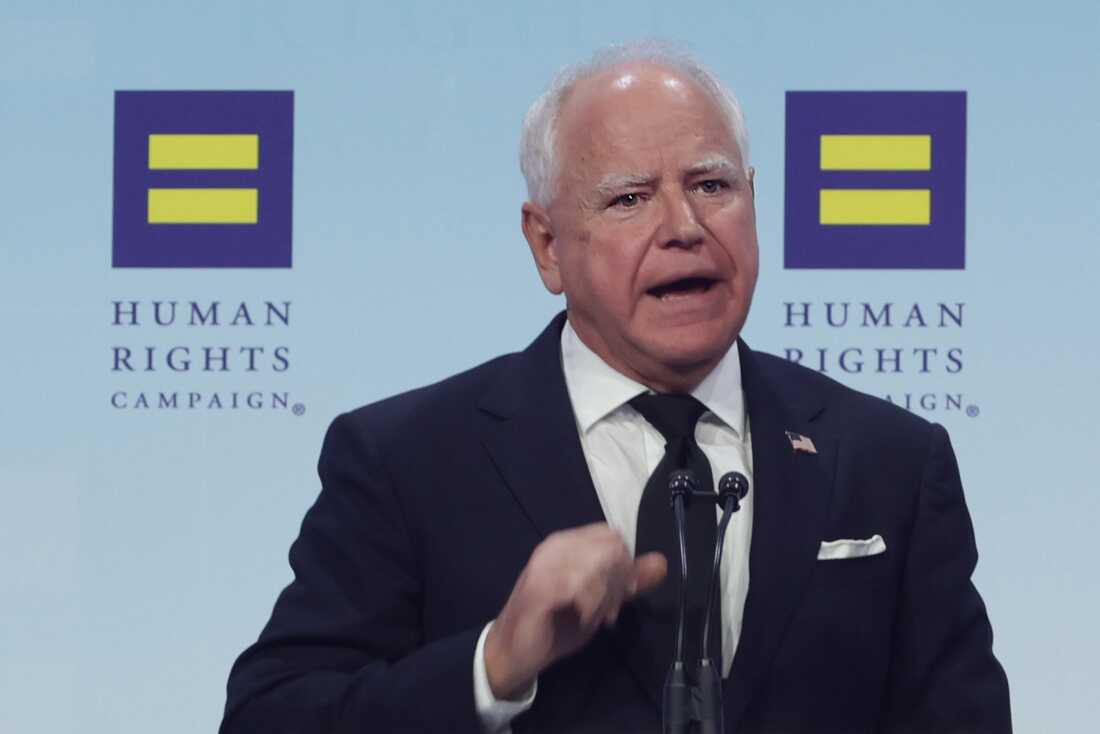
left=966, top=405, right=979, bottom=418
left=292, top=403, right=306, bottom=416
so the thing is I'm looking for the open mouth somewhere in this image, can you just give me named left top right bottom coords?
left=647, top=276, right=717, bottom=299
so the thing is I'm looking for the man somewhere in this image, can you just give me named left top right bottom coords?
left=221, top=43, right=1011, bottom=733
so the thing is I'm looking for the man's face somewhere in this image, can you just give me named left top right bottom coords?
left=523, top=63, right=759, bottom=391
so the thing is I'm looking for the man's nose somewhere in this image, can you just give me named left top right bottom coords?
left=657, top=190, right=705, bottom=249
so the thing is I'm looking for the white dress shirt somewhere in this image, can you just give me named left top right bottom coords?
left=474, top=320, right=754, bottom=733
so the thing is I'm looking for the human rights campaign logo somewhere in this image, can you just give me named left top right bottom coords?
left=784, top=92, right=966, bottom=269
left=112, top=91, right=293, bottom=268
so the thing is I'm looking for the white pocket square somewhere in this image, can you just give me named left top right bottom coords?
left=817, top=534, right=887, bottom=560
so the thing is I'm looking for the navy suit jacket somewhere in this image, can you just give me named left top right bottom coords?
left=220, top=313, right=1011, bottom=733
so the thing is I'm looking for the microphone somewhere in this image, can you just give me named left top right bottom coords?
left=695, top=471, right=749, bottom=734
left=717, top=471, right=750, bottom=511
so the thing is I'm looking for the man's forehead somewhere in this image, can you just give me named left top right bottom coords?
left=559, top=64, right=738, bottom=160
left=563, top=67, right=699, bottom=133
left=570, top=128, right=743, bottom=185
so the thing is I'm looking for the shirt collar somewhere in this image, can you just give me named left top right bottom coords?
left=560, top=318, right=746, bottom=438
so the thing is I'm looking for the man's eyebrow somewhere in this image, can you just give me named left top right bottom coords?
left=592, top=173, right=655, bottom=197
left=589, top=156, right=742, bottom=200
left=684, top=155, right=740, bottom=177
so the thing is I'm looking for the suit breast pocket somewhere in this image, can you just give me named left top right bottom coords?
left=782, top=549, right=899, bottom=667
left=811, top=550, right=893, bottom=605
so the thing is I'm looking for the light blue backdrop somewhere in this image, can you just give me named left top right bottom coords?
left=2, top=1, right=1097, bottom=732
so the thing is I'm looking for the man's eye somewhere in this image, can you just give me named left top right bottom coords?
left=695, top=179, right=728, bottom=194
left=611, top=193, right=643, bottom=208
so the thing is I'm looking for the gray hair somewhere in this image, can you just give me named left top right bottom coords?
left=519, top=41, right=751, bottom=208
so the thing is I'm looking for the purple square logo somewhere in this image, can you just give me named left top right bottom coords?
left=784, top=91, right=966, bottom=269
left=112, top=91, right=293, bottom=268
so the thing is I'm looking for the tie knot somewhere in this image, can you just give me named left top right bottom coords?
left=629, top=393, right=708, bottom=442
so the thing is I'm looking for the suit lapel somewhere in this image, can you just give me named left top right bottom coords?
left=723, top=341, right=837, bottom=729
left=478, top=312, right=606, bottom=539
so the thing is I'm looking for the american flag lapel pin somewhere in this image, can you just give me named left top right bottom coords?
left=785, top=431, right=818, bottom=455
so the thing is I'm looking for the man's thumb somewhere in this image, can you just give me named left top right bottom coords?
left=631, top=552, right=668, bottom=596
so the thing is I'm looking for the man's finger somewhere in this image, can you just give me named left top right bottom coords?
left=574, top=572, right=611, bottom=630
left=630, top=552, right=668, bottom=596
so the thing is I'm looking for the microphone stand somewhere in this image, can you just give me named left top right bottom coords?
left=663, top=471, right=695, bottom=734
left=663, top=471, right=749, bottom=734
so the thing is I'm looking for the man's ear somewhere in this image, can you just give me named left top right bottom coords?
left=521, top=202, right=563, bottom=294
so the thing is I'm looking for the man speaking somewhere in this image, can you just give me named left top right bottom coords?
left=220, top=43, right=1011, bottom=733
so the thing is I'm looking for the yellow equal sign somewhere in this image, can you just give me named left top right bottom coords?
left=147, top=188, right=258, bottom=224
left=148, top=134, right=259, bottom=170
left=819, top=134, right=932, bottom=225
left=820, top=189, right=930, bottom=225
left=820, top=135, right=931, bottom=171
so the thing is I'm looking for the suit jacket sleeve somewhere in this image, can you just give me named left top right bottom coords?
left=219, top=412, right=486, bottom=734
left=881, top=423, right=1012, bottom=733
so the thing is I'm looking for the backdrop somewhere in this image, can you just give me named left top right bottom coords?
left=2, top=1, right=1097, bottom=732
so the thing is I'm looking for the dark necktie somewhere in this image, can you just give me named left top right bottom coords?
left=630, top=393, right=721, bottom=671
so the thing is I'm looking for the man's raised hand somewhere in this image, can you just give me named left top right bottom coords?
left=483, top=523, right=667, bottom=700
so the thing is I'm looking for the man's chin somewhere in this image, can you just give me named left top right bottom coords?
left=633, top=330, right=737, bottom=378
